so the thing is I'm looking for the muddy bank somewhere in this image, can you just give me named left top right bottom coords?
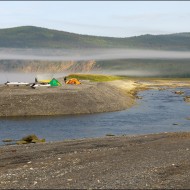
left=0, top=81, right=135, bottom=117
left=1, top=132, right=190, bottom=189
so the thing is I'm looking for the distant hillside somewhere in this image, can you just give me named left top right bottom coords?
left=0, top=26, right=190, bottom=50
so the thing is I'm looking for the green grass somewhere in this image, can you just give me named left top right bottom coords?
left=67, top=74, right=127, bottom=82
left=67, top=73, right=190, bottom=82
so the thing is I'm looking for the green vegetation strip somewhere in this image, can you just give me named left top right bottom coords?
left=68, top=74, right=127, bottom=82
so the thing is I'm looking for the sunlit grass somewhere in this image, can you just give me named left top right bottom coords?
left=67, top=74, right=127, bottom=82
left=67, top=73, right=190, bottom=82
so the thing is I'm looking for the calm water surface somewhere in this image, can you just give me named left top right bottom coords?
left=0, top=88, right=190, bottom=145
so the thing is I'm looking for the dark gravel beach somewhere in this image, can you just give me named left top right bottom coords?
left=0, top=132, right=190, bottom=189
left=0, top=80, right=135, bottom=117
left=0, top=78, right=189, bottom=117
left=1, top=78, right=190, bottom=189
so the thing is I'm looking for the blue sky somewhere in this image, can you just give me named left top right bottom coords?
left=1, top=1, right=190, bottom=37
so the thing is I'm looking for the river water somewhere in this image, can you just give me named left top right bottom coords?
left=0, top=87, right=190, bottom=145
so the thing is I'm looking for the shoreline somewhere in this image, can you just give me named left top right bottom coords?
left=0, top=78, right=189, bottom=117
left=1, top=131, right=190, bottom=189
left=0, top=79, right=136, bottom=117
left=1, top=78, right=190, bottom=188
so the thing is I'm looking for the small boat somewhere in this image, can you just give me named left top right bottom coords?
left=5, top=81, right=29, bottom=86
left=30, top=83, right=51, bottom=89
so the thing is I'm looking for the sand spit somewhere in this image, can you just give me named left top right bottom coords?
left=0, top=78, right=189, bottom=117
left=0, top=80, right=135, bottom=117
left=1, top=132, right=190, bottom=189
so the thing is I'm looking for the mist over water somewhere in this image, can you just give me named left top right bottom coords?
left=0, top=72, right=36, bottom=83
left=0, top=72, right=69, bottom=84
left=0, top=48, right=190, bottom=79
left=1, top=48, right=190, bottom=61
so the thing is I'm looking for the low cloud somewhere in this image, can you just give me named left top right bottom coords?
left=1, top=48, right=190, bottom=61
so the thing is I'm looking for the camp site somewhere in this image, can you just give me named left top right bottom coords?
left=4, top=73, right=82, bottom=89
left=30, top=78, right=62, bottom=88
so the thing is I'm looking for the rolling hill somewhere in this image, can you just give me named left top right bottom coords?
left=1, top=26, right=190, bottom=78
left=0, top=26, right=190, bottom=50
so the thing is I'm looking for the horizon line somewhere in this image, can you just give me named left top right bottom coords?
left=0, top=25, right=190, bottom=39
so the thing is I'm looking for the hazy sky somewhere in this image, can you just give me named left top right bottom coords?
left=1, top=1, right=190, bottom=37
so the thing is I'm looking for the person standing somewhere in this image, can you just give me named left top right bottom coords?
left=64, top=76, right=67, bottom=83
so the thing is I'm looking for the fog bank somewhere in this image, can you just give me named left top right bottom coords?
left=1, top=48, right=190, bottom=61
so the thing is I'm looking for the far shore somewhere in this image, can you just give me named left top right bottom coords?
left=0, top=76, right=190, bottom=117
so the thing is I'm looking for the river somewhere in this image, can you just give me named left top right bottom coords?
left=0, top=87, right=190, bottom=145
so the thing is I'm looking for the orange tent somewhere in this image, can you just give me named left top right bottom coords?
left=66, top=78, right=81, bottom=85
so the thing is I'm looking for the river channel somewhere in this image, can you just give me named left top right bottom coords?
left=0, top=87, right=190, bottom=145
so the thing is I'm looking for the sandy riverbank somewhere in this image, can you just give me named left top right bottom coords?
left=0, top=80, right=136, bottom=117
left=0, top=78, right=190, bottom=117
left=1, top=78, right=190, bottom=189
left=1, top=132, right=190, bottom=189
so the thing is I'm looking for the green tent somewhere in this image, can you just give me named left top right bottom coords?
left=49, top=78, right=61, bottom=86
